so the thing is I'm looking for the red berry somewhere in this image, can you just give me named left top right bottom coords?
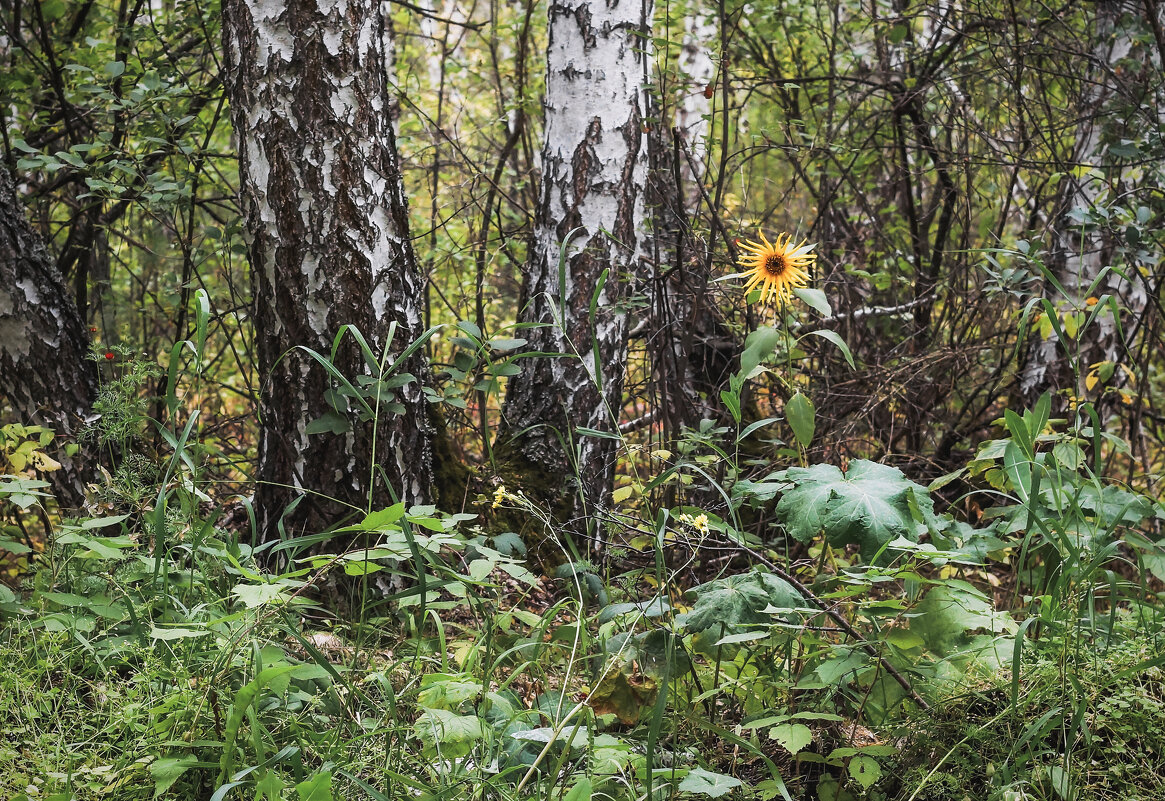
left=89, top=326, right=97, bottom=333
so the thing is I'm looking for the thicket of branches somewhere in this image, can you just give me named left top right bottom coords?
left=3, top=0, right=1162, bottom=508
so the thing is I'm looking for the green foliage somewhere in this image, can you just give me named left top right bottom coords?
left=775, top=461, right=940, bottom=560
left=4, top=1, right=1165, bottom=800
left=676, top=570, right=803, bottom=654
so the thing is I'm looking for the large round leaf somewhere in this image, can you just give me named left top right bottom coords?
left=775, top=460, right=940, bottom=561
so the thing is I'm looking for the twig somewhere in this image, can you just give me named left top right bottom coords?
left=743, top=545, right=932, bottom=710
left=619, top=409, right=660, bottom=434
left=793, top=294, right=937, bottom=332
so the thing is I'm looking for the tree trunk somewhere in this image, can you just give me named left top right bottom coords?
left=1019, top=0, right=1158, bottom=406
left=643, top=5, right=740, bottom=438
left=498, top=0, right=652, bottom=535
left=0, top=164, right=97, bottom=506
left=223, top=0, right=433, bottom=540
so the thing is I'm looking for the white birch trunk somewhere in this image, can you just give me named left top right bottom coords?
left=223, top=0, right=433, bottom=539
left=0, top=164, right=97, bottom=506
left=675, top=8, right=717, bottom=202
left=1020, top=0, right=1159, bottom=402
left=500, top=0, right=652, bottom=531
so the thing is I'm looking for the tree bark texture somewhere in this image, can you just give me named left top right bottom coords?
left=223, top=0, right=433, bottom=540
left=1020, top=0, right=1160, bottom=404
left=499, top=0, right=652, bottom=532
left=644, top=6, right=739, bottom=437
left=0, top=164, right=97, bottom=506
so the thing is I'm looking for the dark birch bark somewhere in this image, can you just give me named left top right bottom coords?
left=643, top=6, right=737, bottom=437
left=223, top=0, right=433, bottom=540
left=499, top=0, right=652, bottom=534
left=0, top=164, right=97, bottom=506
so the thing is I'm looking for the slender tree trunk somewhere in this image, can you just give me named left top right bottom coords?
left=1019, top=0, right=1159, bottom=405
left=0, top=164, right=97, bottom=506
left=498, top=0, right=652, bottom=534
left=644, top=4, right=740, bottom=437
left=223, top=0, right=433, bottom=540
left=675, top=7, right=716, bottom=207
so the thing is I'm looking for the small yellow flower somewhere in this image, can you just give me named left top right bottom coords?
left=738, top=231, right=815, bottom=305
left=676, top=512, right=710, bottom=535
left=492, top=485, right=508, bottom=509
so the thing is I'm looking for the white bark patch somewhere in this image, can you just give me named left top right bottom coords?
left=16, top=277, right=42, bottom=306
left=0, top=288, right=32, bottom=358
left=248, top=0, right=295, bottom=66
left=329, top=81, right=360, bottom=125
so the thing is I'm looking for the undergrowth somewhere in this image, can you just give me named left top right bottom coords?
left=3, top=306, right=1165, bottom=801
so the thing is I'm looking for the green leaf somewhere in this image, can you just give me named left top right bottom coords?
left=418, top=675, right=482, bottom=710
left=739, top=326, right=782, bottom=382
left=456, top=320, right=482, bottom=339
left=814, top=651, right=866, bottom=685
left=808, top=329, right=855, bottom=369
left=149, top=755, right=197, bottom=797
left=677, top=570, right=802, bottom=654
left=80, top=514, right=129, bottom=529
left=414, top=709, right=484, bottom=758
left=564, top=779, right=592, bottom=801
left=231, top=582, right=291, bottom=609
left=40, top=592, right=89, bottom=607
left=304, top=410, right=351, bottom=435
left=491, top=531, right=526, bottom=557
left=769, top=723, right=813, bottom=755
left=792, top=287, right=831, bottom=316
left=256, top=773, right=286, bottom=800
left=487, top=337, right=527, bottom=352
left=786, top=392, right=815, bottom=448
left=910, top=584, right=1017, bottom=655
left=359, top=503, right=406, bottom=530
left=591, top=629, right=686, bottom=723
left=295, top=771, right=333, bottom=801
left=149, top=626, right=211, bottom=641
left=775, top=460, right=939, bottom=561
left=678, top=767, right=743, bottom=798
left=848, top=755, right=882, bottom=789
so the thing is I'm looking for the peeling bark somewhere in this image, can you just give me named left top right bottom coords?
left=223, top=0, right=433, bottom=539
left=0, top=164, right=97, bottom=506
left=499, top=0, right=652, bottom=534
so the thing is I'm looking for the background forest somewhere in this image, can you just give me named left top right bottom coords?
left=2, top=0, right=1165, bottom=799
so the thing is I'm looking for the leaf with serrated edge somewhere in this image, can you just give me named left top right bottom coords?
left=769, top=723, right=813, bottom=755
left=678, top=767, right=743, bottom=798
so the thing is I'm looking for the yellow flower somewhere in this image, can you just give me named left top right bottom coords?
left=492, top=485, right=508, bottom=509
left=738, top=231, right=815, bottom=305
left=676, top=512, right=710, bottom=535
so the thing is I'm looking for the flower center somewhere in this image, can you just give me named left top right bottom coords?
left=764, top=254, right=786, bottom=277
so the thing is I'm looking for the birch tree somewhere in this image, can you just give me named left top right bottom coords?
left=1020, top=0, right=1161, bottom=405
left=499, top=0, right=652, bottom=531
left=0, top=164, right=97, bottom=506
left=644, top=1, right=734, bottom=436
left=222, top=0, right=433, bottom=539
